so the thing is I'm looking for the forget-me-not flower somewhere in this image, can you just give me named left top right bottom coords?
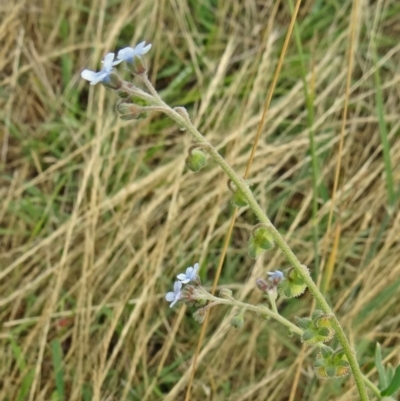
left=165, top=281, right=182, bottom=308
left=81, top=53, right=115, bottom=85
left=267, top=270, right=284, bottom=285
left=177, top=263, right=199, bottom=284
left=113, top=41, right=152, bottom=65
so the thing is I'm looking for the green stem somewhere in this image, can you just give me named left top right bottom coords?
left=207, top=293, right=303, bottom=336
left=363, top=377, right=382, bottom=399
left=128, top=78, right=370, bottom=401
left=268, top=293, right=279, bottom=315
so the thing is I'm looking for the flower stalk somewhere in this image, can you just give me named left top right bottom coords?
left=80, top=46, right=373, bottom=400
left=127, top=79, right=370, bottom=400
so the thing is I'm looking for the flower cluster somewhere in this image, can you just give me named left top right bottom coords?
left=80, top=41, right=152, bottom=86
left=165, top=263, right=199, bottom=308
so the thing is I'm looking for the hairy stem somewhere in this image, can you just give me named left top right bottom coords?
left=128, top=79, right=370, bottom=401
left=206, top=293, right=303, bottom=336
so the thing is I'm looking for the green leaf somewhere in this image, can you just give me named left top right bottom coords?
left=302, top=329, right=315, bottom=342
left=381, top=365, right=400, bottom=396
left=312, top=309, right=324, bottom=319
left=318, top=327, right=330, bottom=337
left=320, top=346, right=333, bottom=359
left=375, top=343, right=387, bottom=389
left=16, top=369, right=35, bottom=401
left=295, top=317, right=312, bottom=330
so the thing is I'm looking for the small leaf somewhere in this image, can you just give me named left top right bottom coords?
left=312, top=309, right=324, bottom=319
left=295, top=317, right=312, bottom=330
left=332, top=349, right=346, bottom=362
left=302, top=330, right=315, bottom=342
left=325, top=366, right=336, bottom=378
left=318, top=327, right=331, bottom=337
left=231, top=314, right=244, bottom=329
left=321, top=347, right=333, bottom=359
left=381, top=365, right=400, bottom=396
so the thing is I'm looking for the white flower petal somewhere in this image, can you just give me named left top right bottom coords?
left=165, top=292, right=175, bottom=302
left=177, top=273, right=187, bottom=281
left=103, top=52, right=115, bottom=69
left=111, top=59, right=124, bottom=66
left=169, top=298, right=178, bottom=308
left=173, top=281, right=182, bottom=293
left=91, top=72, right=108, bottom=85
left=135, top=41, right=145, bottom=52
left=140, top=43, right=152, bottom=55
left=193, top=263, right=199, bottom=274
left=185, top=267, right=194, bottom=276
left=117, top=47, right=136, bottom=61
left=81, top=69, right=98, bottom=81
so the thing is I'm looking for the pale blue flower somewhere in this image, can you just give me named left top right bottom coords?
left=113, top=41, right=152, bottom=65
left=165, top=281, right=182, bottom=308
left=267, top=270, right=284, bottom=284
left=81, top=53, right=115, bottom=85
left=177, top=263, right=199, bottom=284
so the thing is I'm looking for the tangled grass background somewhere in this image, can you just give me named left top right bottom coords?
left=1, top=1, right=400, bottom=400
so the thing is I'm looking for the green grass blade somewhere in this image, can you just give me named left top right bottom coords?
left=288, top=0, right=320, bottom=273
left=51, top=339, right=65, bottom=401
left=16, top=369, right=35, bottom=401
left=381, top=365, right=400, bottom=396
left=375, top=343, right=387, bottom=389
left=373, top=41, right=396, bottom=212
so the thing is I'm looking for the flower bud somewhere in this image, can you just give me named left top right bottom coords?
left=256, top=278, right=269, bottom=292
left=219, top=288, right=234, bottom=299
left=277, top=268, right=307, bottom=298
left=101, top=72, right=123, bottom=90
left=247, top=226, right=275, bottom=259
left=248, top=236, right=265, bottom=259
left=314, top=348, right=350, bottom=379
left=116, top=102, right=148, bottom=120
left=126, top=56, right=148, bottom=76
left=230, top=314, right=244, bottom=329
left=295, top=311, right=335, bottom=345
left=231, top=189, right=248, bottom=207
left=174, top=106, right=191, bottom=123
left=193, top=308, right=207, bottom=324
left=185, top=149, right=207, bottom=172
left=252, top=226, right=274, bottom=251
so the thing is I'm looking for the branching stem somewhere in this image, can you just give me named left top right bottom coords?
left=125, top=77, right=371, bottom=401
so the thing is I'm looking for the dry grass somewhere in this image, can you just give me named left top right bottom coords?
left=1, top=0, right=400, bottom=400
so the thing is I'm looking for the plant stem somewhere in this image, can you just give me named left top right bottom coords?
left=207, top=293, right=303, bottom=336
left=128, top=79, right=370, bottom=401
left=363, top=377, right=382, bottom=399
left=268, top=293, right=279, bottom=315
